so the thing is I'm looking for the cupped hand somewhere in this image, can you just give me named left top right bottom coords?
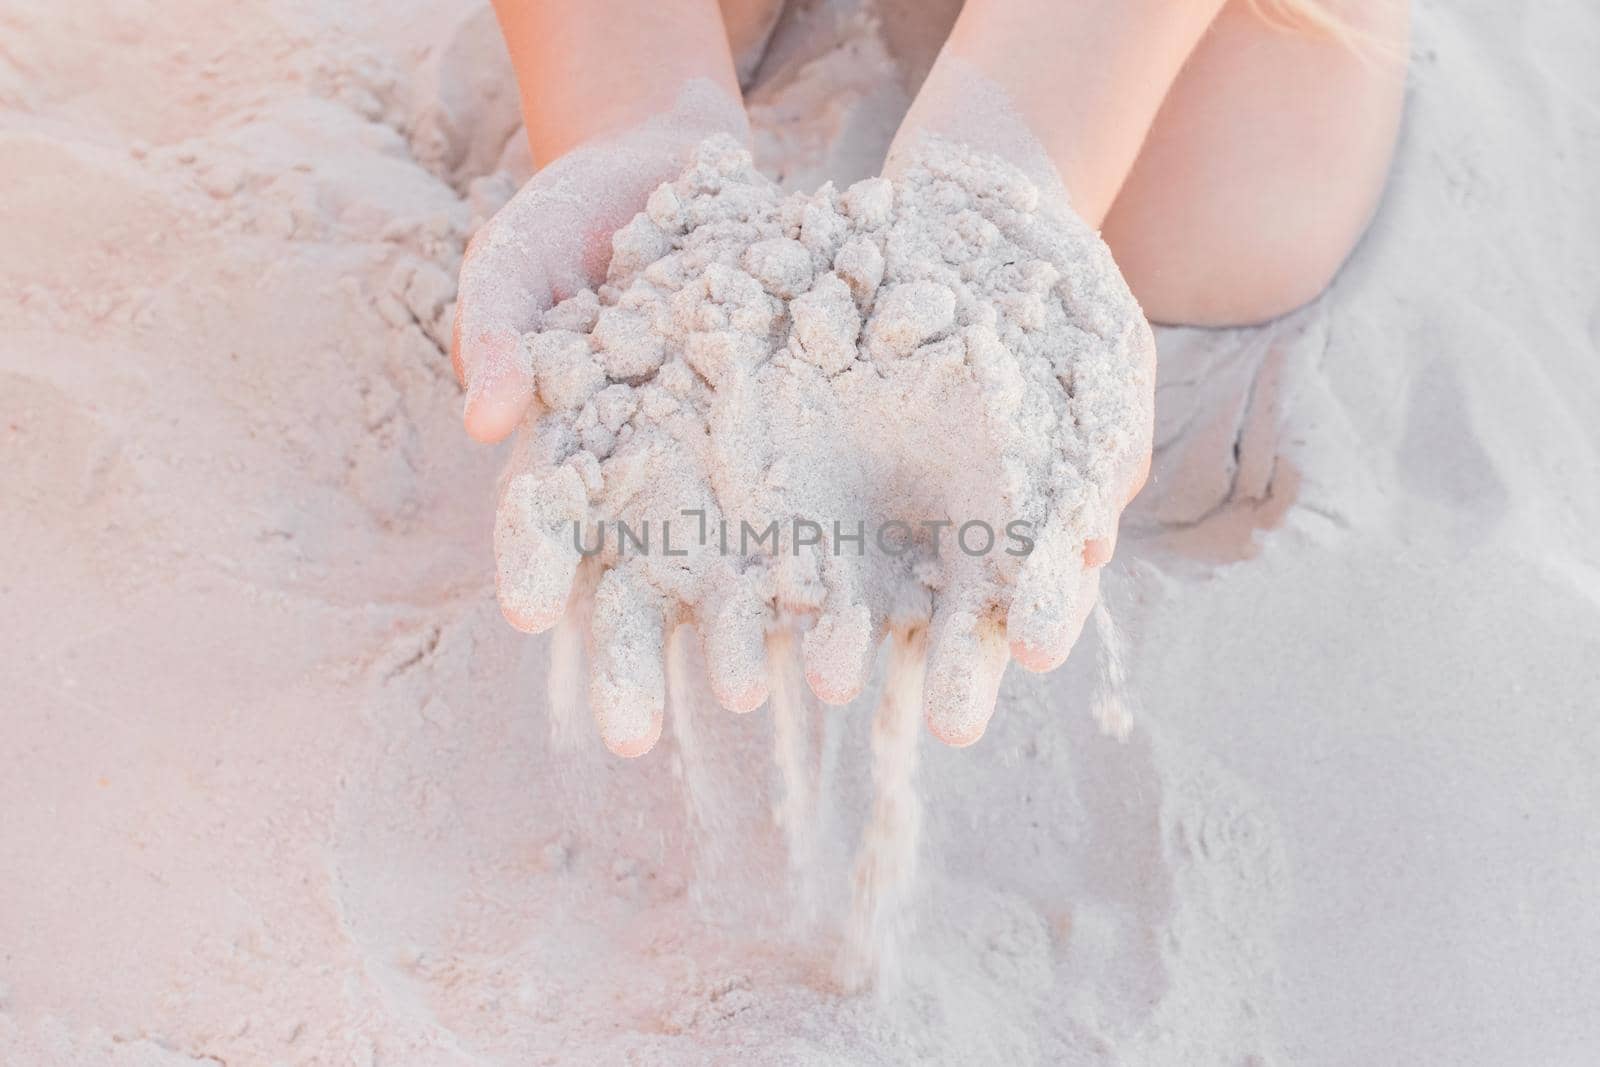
left=493, top=137, right=1154, bottom=756
left=452, top=100, right=750, bottom=443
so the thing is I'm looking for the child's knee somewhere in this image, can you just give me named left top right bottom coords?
left=1110, top=191, right=1369, bottom=327
left=1132, top=245, right=1344, bottom=327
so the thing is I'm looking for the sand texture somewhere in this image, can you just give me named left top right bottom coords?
left=3, top=1, right=1599, bottom=1064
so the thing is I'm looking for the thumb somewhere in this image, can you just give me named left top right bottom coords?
left=452, top=195, right=553, bottom=443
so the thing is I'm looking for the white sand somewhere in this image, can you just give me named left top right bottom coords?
left=4, top=1, right=1599, bottom=1064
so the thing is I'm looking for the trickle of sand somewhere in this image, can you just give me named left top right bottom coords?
left=839, top=626, right=928, bottom=992
left=767, top=628, right=823, bottom=925
left=1091, top=598, right=1134, bottom=741
left=665, top=621, right=725, bottom=913
left=545, top=559, right=598, bottom=751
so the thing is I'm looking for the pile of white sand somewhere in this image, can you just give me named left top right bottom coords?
left=3, top=0, right=1598, bottom=1064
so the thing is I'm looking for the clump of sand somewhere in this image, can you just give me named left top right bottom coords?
left=494, top=135, right=1154, bottom=756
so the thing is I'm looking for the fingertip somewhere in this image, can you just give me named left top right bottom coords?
left=1007, top=536, right=1085, bottom=673
left=457, top=322, right=534, bottom=442
left=1082, top=537, right=1114, bottom=569
left=922, top=606, right=1008, bottom=750
left=590, top=565, right=667, bottom=758
left=464, top=369, right=534, bottom=443
left=804, top=668, right=862, bottom=707
left=701, top=572, right=773, bottom=713
left=926, top=712, right=988, bottom=748
left=592, top=675, right=666, bottom=758
left=1011, top=565, right=1101, bottom=675
left=1008, top=635, right=1067, bottom=674
left=498, top=597, right=566, bottom=635
left=601, top=714, right=664, bottom=759
left=801, top=607, right=876, bottom=707
left=494, top=469, right=584, bottom=635
left=715, top=677, right=769, bottom=715
left=801, top=563, right=878, bottom=707
left=709, top=645, right=772, bottom=710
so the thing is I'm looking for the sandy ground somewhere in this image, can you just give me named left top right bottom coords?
left=3, top=0, right=1599, bottom=1063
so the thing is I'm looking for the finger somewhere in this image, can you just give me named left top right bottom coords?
left=922, top=594, right=1009, bottom=748
left=1013, top=563, right=1101, bottom=675
left=1008, top=525, right=1090, bottom=673
left=699, top=567, right=772, bottom=714
left=1082, top=507, right=1120, bottom=567
left=802, top=557, right=878, bottom=706
left=495, top=463, right=588, bottom=634
left=590, top=563, right=669, bottom=758
left=453, top=199, right=553, bottom=443
left=462, top=336, right=536, bottom=444
left=1082, top=447, right=1151, bottom=567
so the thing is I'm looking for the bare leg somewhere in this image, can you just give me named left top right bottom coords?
left=891, top=0, right=1232, bottom=225
left=719, top=0, right=787, bottom=85
left=889, top=0, right=1408, bottom=329
left=1102, top=0, right=1410, bottom=326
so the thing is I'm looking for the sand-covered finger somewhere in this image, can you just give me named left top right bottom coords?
left=590, top=563, right=669, bottom=757
left=699, top=567, right=772, bottom=713
left=495, top=464, right=589, bottom=634
left=802, top=558, right=878, bottom=706
left=922, top=596, right=1009, bottom=747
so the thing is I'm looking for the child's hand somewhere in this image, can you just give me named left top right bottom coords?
left=494, top=138, right=1154, bottom=756
left=452, top=138, right=694, bottom=443
left=452, top=90, right=748, bottom=443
